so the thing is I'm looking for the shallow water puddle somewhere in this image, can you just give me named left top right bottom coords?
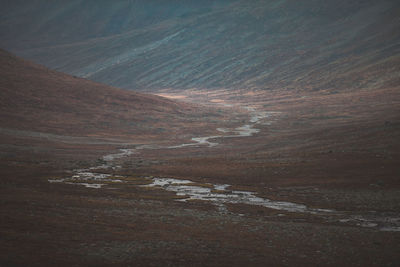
left=339, top=215, right=400, bottom=231
left=103, top=148, right=136, bottom=161
left=48, top=171, right=124, bottom=188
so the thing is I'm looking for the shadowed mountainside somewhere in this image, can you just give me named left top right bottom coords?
left=0, top=0, right=399, bottom=92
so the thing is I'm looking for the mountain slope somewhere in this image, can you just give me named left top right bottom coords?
left=0, top=0, right=226, bottom=49
left=0, top=48, right=216, bottom=139
left=1, top=0, right=399, bottom=92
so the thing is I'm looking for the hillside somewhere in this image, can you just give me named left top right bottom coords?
left=1, top=0, right=399, bottom=92
left=0, top=49, right=221, bottom=139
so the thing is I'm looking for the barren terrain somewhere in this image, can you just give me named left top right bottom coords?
left=2, top=70, right=399, bottom=265
left=1, top=0, right=400, bottom=266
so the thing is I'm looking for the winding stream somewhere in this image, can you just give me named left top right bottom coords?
left=48, top=106, right=400, bottom=232
left=49, top=107, right=273, bottom=187
left=142, top=178, right=332, bottom=214
left=168, top=109, right=270, bottom=148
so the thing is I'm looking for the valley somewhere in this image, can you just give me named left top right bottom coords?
left=1, top=61, right=399, bottom=264
left=1, top=84, right=399, bottom=266
left=1, top=0, right=400, bottom=266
